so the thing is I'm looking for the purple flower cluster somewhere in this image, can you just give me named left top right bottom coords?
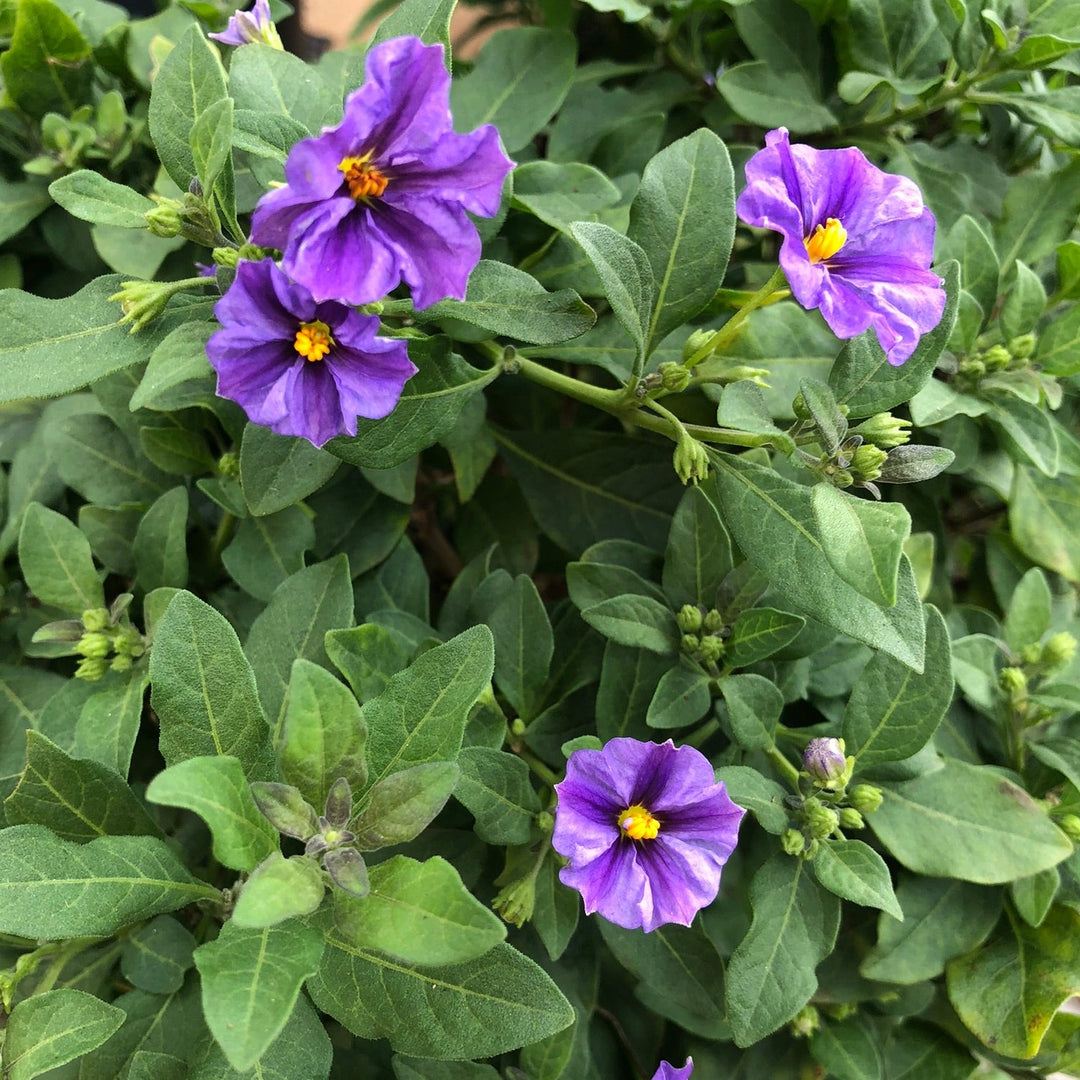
left=736, top=128, right=945, bottom=366
left=206, top=35, right=513, bottom=446
left=553, top=739, right=744, bottom=933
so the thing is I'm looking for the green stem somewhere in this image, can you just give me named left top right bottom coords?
left=515, top=746, right=561, bottom=787
left=208, top=510, right=236, bottom=565
left=682, top=717, right=720, bottom=750
left=767, top=745, right=802, bottom=792
left=687, top=267, right=788, bottom=368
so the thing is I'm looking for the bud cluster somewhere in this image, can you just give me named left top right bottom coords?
left=955, top=334, right=1040, bottom=392
left=30, top=598, right=147, bottom=682
left=1002, top=630, right=1077, bottom=724
left=26, top=92, right=141, bottom=177
left=678, top=604, right=727, bottom=667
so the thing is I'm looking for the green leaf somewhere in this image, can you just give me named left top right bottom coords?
left=222, top=506, right=315, bottom=602
left=130, top=322, right=216, bottom=412
left=145, top=755, right=278, bottom=872
left=421, top=261, right=595, bottom=345
left=596, top=642, right=668, bottom=742
left=121, top=914, right=196, bottom=994
left=569, top=222, right=654, bottom=373
left=308, top=938, right=573, bottom=1059
left=351, top=761, right=460, bottom=850
left=1003, top=567, right=1052, bottom=651
left=147, top=25, right=228, bottom=192
left=946, top=905, right=1080, bottom=1058
left=726, top=856, right=840, bottom=1046
left=628, top=129, right=736, bottom=351
left=193, top=919, right=324, bottom=1071
left=361, top=625, right=494, bottom=791
left=393, top=1059, right=501, bottom=1080
left=727, top=607, right=806, bottom=667
left=133, top=486, right=189, bottom=592
left=326, top=622, right=412, bottom=703
left=5, top=730, right=160, bottom=841
left=828, top=261, right=961, bottom=418
left=598, top=920, right=728, bottom=1037
left=1035, top=303, right=1080, bottom=377
left=646, top=664, right=711, bottom=729
left=661, top=483, right=733, bottom=608
left=497, top=428, right=679, bottom=554
left=714, top=764, right=789, bottom=834
left=1011, top=866, right=1060, bottom=928
left=190, top=95, right=235, bottom=219
left=996, top=160, right=1080, bottom=275
left=49, top=170, right=155, bottom=228
left=532, top=854, right=580, bottom=962
left=278, top=658, right=367, bottom=811
left=810, top=485, right=910, bottom=608
left=580, top=593, right=678, bottom=654
left=860, top=875, right=1001, bottom=984
left=938, top=214, right=999, bottom=318
left=1, top=0, right=91, bottom=116
left=481, top=572, right=553, bottom=720
left=713, top=453, right=926, bottom=669
left=812, top=839, right=902, bottom=918
left=240, top=424, right=339, bottom=516
left=150, top=590, right=274, bottom=780
left=869, top=758, right=1073, bottom=883
left=231, top=851, right=325, bottom=928
left=244, top=555, right=355, bottom=746
left=511, top=161, right=621, bottom=233
left=230, top=41, right=337, bottom=133
left=835, top=0, right=950, bottom=78
left=18, top=501, right=103, bottom=613
left=1000, top=260, right=1046, bottom=339
left=988, top=396, right=1060, bottom=477
left=843, top=606, right=953, bottom=767
left=720, top=672, right=784, bottom=750
left=370, top=0, right=455, bottom=54
left=4, top=988, right=124, bottom=1080
left=330, top=338, right=497, bottom=470
left=455, top=746, right=540, bottom=844
left=1009, top=466, right=1080, bottom=583
left=327, top=854, right=506, bottom=965
left=450, top=27, right=576, bottom=153
left=139, top=426, right=216, bottom=477
left=715, top=62, right=836, bottom=132
left=809, top=1016, right=884, bottom=1080
left=0, top=825, right=217, bottom=938
left=881, top=1021, right=976, bottom=1080
left=72, top=668, right=149, bottom=776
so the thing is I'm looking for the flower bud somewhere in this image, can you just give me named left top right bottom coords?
left=789, top=1005, right=821, bottom=1038
left=1008, top=333, right=1037, bottom=360
left=698, top=634, right=725, bottom=665
left=677, top=605, right=703, bottom=633
left=76, top=631, right=112, bottom=659
left=781, top=828, right=806, bottom=856
left=682, top=328, right=716, bottom=364
left=852, top=412, right=911, bottom=449
left=703, top=609, right=724, bottom=634
left=657, top=361, right=691, bottom=393
left=981, top=344, right=1012, bottom=371
left=851, top=443, right=888, bottom=483
left=81, top=607, right=109, bottom=632
left=999, top=666, right=1028, bottom=698
left=110, top=280, right=172, bottom=332
left=958, top=357, right=986, bottom=378
left=1043, top=631, right=1077, bottom=668
left=144, top=201, right=183, bottom=238
left=1020, top=643, right=1042, bottom=665
left=492, top=874, right=536, bottom=928
left=511, top=717, right=527, bottom=737
left=218, top=450, right=240, bottom=478
left=673, top=436, right=710, bottom=485
left=681, top=633, right=701, bottom=655
left=838, top=807, right=865, bottom=830
left=803, top=738, right=847, bottom=784
left=75, top=656, right=108, bottom=681
left=1058, top=814, right=1080, bottom=843
left=804, top=799, right=840, bottom=840
left=110, top=654, right=133, bottom=673
left=848, top=784, right=883, bottom=815
left=536, top=810, right=555, bottom=833
left=113, top=627, right=145, bottom=658
left=212, top=246, right=240, bottom=269
left=822, top=464, right=854, bottom=488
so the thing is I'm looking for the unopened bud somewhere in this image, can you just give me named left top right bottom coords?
left=848, top=784, right=883, bottom=815
left=682, top=328, right=715, bottom=365
left=790, top=1004, right=821, bottom=1038
left=492, top=875, right=536, bottom=928
left=212, top=246, right=240, bottom=269
left=999, top=666, right=1028, bottom=697
left=1020, top=643, right=1042, bottom=665
left=681, top=633, right=701, bottom=654
left=536, top=810, right=555, bottom=833
left=838, top=807, right=865, bottom=830
left=803, top=738, right=847, bottom=784
left=1008, top=333, right=1037, bottom=360
left=703, top=609, right=724, bottom=634
left=1058, top=814, right=1080, bottom=843
left=673, top=436, right=710, bottom=485
left=851, top=443, right=888, bottom=483
left=81, top=607, right=109, bottom=632
left=1044, top=632, right=1077, bottom=668
left=853, top=412, right=911, bottom=449
left=677, top=605, right=703, bottom=633
left=824, top=464, right=854, bottom=488
left=113, top=627, right=145, bottom=658
left=510, top=717, right=527, bottom=737
left=657, top=361, right=691, bottom=393
left=698, top=634, right=725, bottom=665
left=110, top=654, right=133, bottom=673
left=781, top=828, right=806, bottom=856
left=144, top=201, right=183, bottom=238
left=959, top=357, right=986, bottom=378
left=75, top=656, right=108, bottom=681
left=804, top=799, right=840, bottom=840
left=110, top=280, right=171, bottom=332
left=218, top=450, right=240, bottom=478
left=76, top=631, right=112, bottom=659
left=982, top=344, right=1012, bottom=371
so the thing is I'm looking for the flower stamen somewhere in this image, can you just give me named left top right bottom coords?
left=804, top=217, right=847, bottom=264
left=338, top=154, right=389, bottom=200
left=294, top=320, right=334, bottom=362
left=618, top=804, right=661, bottom=841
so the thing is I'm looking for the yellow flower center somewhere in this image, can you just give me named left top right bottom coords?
left=804, top=217, right=847, bottom=264
left=338, top=154, right=389, bottom=200
left=294, top=320, right=334, bottom=362
left=618, top=804, right=660, bottom=841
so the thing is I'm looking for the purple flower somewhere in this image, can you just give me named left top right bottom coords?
left=553, top=739, right=744, bottom=933
left=206, top=259, right=417, bottom=447
left=803, top=737, right=847, bottom=784
left=653, top=1059, right=693, bottom=1080
left=250, top=35, right=514, bottom=310
left=209, top=0, right=281, bottom=48
left=736, top=127, right=945, bottom=366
